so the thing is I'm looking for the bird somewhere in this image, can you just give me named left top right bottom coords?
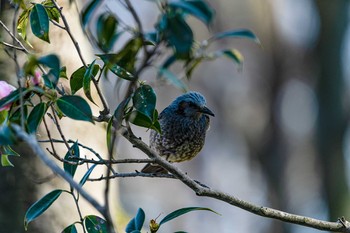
left=141, top=91, right=215, bottom=173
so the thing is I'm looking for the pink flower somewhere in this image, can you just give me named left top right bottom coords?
left=30, top=70, right=43, bottom=86
left=0, top=81, right=16, bottom=111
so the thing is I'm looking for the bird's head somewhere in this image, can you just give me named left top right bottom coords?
left=172, top=92, right=215, bottom=119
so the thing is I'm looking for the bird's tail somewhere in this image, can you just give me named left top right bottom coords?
left=141, top=163, right=168, bottom=174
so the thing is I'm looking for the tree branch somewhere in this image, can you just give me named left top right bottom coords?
left=120, top=127, right=350, bottom=232
left=11, top=124, right=115, bottom=232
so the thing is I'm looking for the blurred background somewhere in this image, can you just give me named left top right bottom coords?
left=1, top=0, right=350, bottom=233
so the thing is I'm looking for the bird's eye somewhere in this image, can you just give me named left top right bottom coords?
left=188, top=102, right=197, bottom=108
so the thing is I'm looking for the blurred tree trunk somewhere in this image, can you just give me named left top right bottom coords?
left=0, top=3, right=46, bottom=233
left=315, top=0, right=350, bottom=220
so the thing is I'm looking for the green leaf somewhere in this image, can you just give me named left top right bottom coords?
left=1, top=154, right=14, bottom=167
left=61, top=224, right=78, bottom=233
left=0, top=88, right=24, bottom=110
left=42, top=0, right=60, bottom=23
left=133, top=85, right=156, bottom=120
left=159, top=14, right=193, bottom=58
left=83, top=61, right=100, bottom=104
left=10, top=105, right=28, bottom=125
left=79, top=164, right=96, bottom=186
left=97, top=38, right=142, bottom=76
left=128, top=110, right=161, bottom=133
left=3, top=145, right=20, bottom=156
left=56, top=96, right=94, bottom=123
left=30, top=4, right=50, bottom=43
left=38, top=54, right=60, bottom=89
left=159, top=207, right=220, bottom=226
left=0, top=145, right=19, bottom=166
left=185, top=58, right=203, bottom=79
left=27, top=102, right=47, bottom=134
left=97, top=13, right=119, bottom=52
left=24, top=189, right=63, bottom=229
left=158, top=68, right=188, bottom=92
left=0, top=111, right=8, bottom=124
left=63, top=141, right=80, bottom=177
left=17, top=8, right=31, bottom=42
left=0, top=124, right=16, bottom=146
left=210, top=29, right=260, bottom=44
left=81, top=0, right=102, bottom=28
left=212, top=49, right=244, bottom=66
left=84, top=215, right=108, bottom=233
left=125, top=208, right=145, bottom=233
left=60, top=66, right=68, bottom=79
left=70, top=65, right=100, bottom=94
left=169, top=0, right=214, bottom=25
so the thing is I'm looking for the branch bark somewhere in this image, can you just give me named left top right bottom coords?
left=120, top=127, right=350, bottom=232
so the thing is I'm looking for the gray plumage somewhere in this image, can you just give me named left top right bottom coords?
left=141, top=91, right=214, bottom=173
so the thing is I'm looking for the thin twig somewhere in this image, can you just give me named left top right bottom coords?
left=0, top=41, right=27, bottom=52
left=49, top=106, right=70, bottom=149
left=42, top=114, right=64, bottom=162
left=88, top=172, right=176, bottom=181
left=51, top=1, right=110, bottom=114
left=0, top=19, right=29, bottom=53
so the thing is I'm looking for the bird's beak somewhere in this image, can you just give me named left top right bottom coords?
left=199, top=106, right=215, bottom=117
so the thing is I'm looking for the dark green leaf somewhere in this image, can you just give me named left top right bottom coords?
left=125, top=208, right=145, bottom=233
left=128, top=111, right=161, bottom=133
left=84, top=215, right=108, bottom=233
left=133, top=85, right=156, bottom=120
left=81, top=0, right=102, bottom=28
left=24, top=189, right=63, bottom=229
left=17, top=8, right=31, bottom=41
left=61, top=224, right=78, bottom=233
left=0, top=88, right=24, bottom=111
left=210, top=29, right=260, bottom=44
left=158, top=68, right=187, bottom=92
left=70, top=65, right=99, bottom=94
left=97, top=13, right=119, bottom=52
left=38, top=54, right=60, bottom=89
left=56, top=96, right=93, bottom=123
left=79, top=164, right=97, bottom=186
left=27, top=103, right=47, bottom=134
left=10, top=105, right=28, bottom=125
left=97, top=38, right=142, bottom=75
left=83, top=60, right=99, bottom=104
left=64, top=141, right=80, bottom=177
left=161, top=55, right=177, bottom=69
left=159, top=14, right=193, bottom=58
left=70, top=66, right=85, bottom=94
left=98, top=57, right=134, bottom=80
left=159, top=207, right=220, bottom=226
left=169, top=0, right=214, bottom=25
left=185, top=58, right=203, bottom=79
left=30, top=4, right=50, bottom=42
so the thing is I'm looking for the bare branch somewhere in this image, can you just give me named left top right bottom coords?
left=0, top=19, right=29, bottom=53
left=0, top=41, right=27, bottom=52
left=120, top=127, right=350, bottom=232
